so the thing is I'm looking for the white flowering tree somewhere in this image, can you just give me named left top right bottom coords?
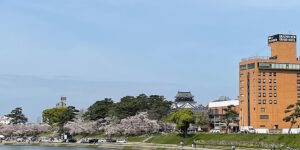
left=64, top=119, right=98, bottom=135
left=0, top=124, right=51, bottom=138
left=104, top=112, right=160, bottom=136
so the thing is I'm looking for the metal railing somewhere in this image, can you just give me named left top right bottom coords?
left=241, top=56, right=270, bottom=62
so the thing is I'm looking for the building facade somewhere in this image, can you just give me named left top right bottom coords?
left=0, top=116, right=12, bottom=125
left=208, top=97, right=239, bottom=131
left=56, top=96, right=67, bottom=108
left=172, top=91, right=197, bottom=109
left=239, top=34, right=300, bottom=130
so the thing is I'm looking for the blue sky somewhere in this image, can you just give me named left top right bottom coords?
left=1, top=0, right=300, bottom=122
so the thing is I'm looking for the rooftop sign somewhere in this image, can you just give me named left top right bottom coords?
left=268, top=34, right=296, bottom=44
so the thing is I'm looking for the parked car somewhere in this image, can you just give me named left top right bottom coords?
left=16, top=137, right=26, bottom=142
left=116, top=139, right=126, bottom=143
left=106, top=138, right=116, bottom=143
left=30, top=136, right=38, bottom=142
left=209, top=129, right=220, bottom=133
left=282, top=128, right=300, bottom=134
left=40, top=137, right=50, bottom=142
left=0, top=135, right=5, bottom=140
left=67, top=138, right=77, bottom=143
left=79, top=138, right=89, bottom=143
left=88, top=138, right=98, bottom=143
left=240, top=126, right=255, bottom=133
left=98, top=138, right=107, bottom=143
left=255, top=128, right=269, bottom=134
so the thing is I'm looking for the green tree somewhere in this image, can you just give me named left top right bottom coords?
left=283, top=101, right=300, bottom=134
left=42, top=106, right=78, bottom=133
left=222, top=105, right=238, bottom=133
left=84, top=94, right=172, bottom=120
left=113, top=96, right=140, bottom=119
left=84, top=98, right=114, bottom=120
left=113, top=94, right=172, bottom=120
left=168, top=109, right=195, bottom=137
left=194, top=112, right=209, bottom=131
left=147, top=95, right=172, bottom=120
left=6, top=107, right=28, bottom=125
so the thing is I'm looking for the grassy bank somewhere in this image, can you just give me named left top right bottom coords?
left=147, top=133, right=300, bottom=148
left=73, top=134, right=148, bottom=142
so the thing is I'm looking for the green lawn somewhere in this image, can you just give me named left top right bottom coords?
left=146, top=133, right=300, bottom=148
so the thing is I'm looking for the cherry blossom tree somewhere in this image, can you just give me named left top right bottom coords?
left=0, top=124, right=51, bottom=137
left=104, top=112, right=160, bottom=136
left=64, top=119, right=98, bottom=135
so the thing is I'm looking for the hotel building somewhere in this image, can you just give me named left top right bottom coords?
left=239, top=34, right=300, bottom=130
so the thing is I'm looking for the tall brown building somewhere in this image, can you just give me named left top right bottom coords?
left=239, top=34, right=300, bottom=130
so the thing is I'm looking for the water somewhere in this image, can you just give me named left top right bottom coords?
left=0, top=145, right=113, bottom=150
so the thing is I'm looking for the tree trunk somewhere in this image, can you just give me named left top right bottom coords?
left=288, top=118, right=294, bottom=134
left=226, top=121, right=229, bottom=134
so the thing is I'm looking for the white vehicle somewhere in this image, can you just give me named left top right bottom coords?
left=16, top=137, right=25, bottom=142
left=0, top=135, right=5, bottom=140
left=98, top=138, right=107, bottom=143
left=255, top=128, right=269, bottom=134
left=40, top=137, right=50, bottom=142
left=209, top=129, right=220, bottom=133
left=282, top=128, right=300, bottom=134
left=116, top=139, right=126, bottom=143
left=240, top=126, right=255, bottom=133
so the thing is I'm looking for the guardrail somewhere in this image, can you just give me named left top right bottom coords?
left=241, top=56, right=270, bottom=62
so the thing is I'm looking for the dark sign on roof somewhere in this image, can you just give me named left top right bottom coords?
left=268, top=34, right=296, bottom=44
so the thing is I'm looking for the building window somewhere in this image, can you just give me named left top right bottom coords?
left=298, top=73, right=300, bottom=77
left=269, top=79, right=272, bottom=83
left=258, top=72, right=261, bottom=76
left=263, top=72, right=265, bottom=76
left=269, top=100, right=272, bottom=104
left=258, top=93, right=261, bottom=97
left=248, top=63, right=255, bottom=69
left=215, top=109, right=219, bottom=115
left=269, top=72, right=272, bottom=76
left=240, top=80, right=244, bottom=84
left=240, top=74, right=244, bottom=78
left=298, top=80, right=300, bottom=84
left=298, top=93, right=300, bottom=98
left=274, top=100, right=277, bottom=104
left=258, top=99, right=261, bottom=104
left=298, top=87, right=300, bottom=91
left=240, top=87, right=244, bottom=91
left=258, top=86, right=261, bottom=90
left=263, top=79, right=266, bottom=83
left=260, top=115, right=269, bottom=120
left=269, top=86, right=272, bottom=90
left=263, top=93, right=266, bottom=97
left=258, top=79, right=261, bottom=83
left=273, top=72, right=276, bottom=76
left=261, top=108, right=265, bottom=112
left=263, top=86, right=266, bottom=90
left=274, top=79, right=277, bottom=83
left=240, top=65, right=246, bottom=70
left=274, top=86, right=277, bottom=90
left=240, top=94, right=244, bottom=97
left=263, top=99, right=266, bottom=104
left=274, top=93, right=277, bottom=97
left=269, top=93, right=272, bottom=97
